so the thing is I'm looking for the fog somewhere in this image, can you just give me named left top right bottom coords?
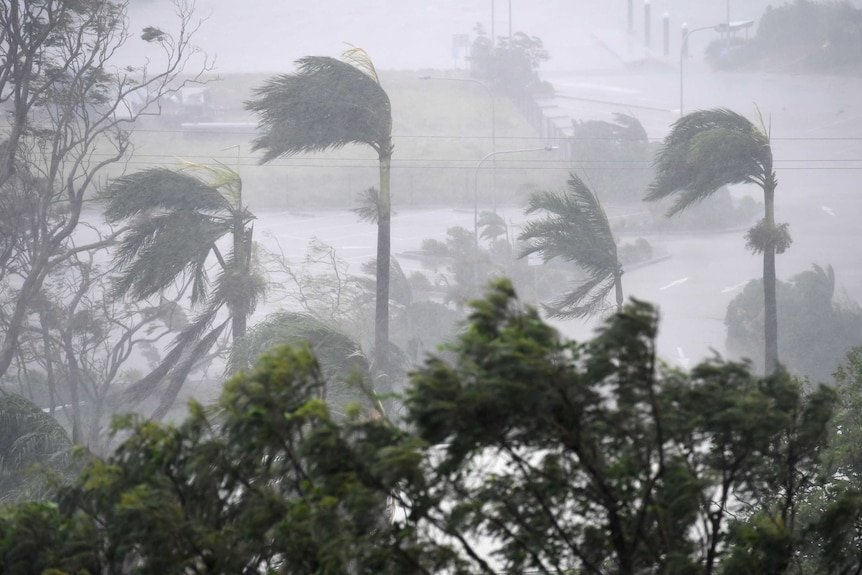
left=127, top=0, right=787, bottom=71
left=5, top=0, right=862, bottom=447
left=114, top=0, right=862, bottom=373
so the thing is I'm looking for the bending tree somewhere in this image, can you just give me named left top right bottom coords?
left=245, top=48, right=394, bottom=380
left=104, top=165, right=265, bottom=417
left=0, top=0, right=206, bottom=380
left=646, top=108, right=789, bottom=373
left=520, top=173, right=623, bottom=318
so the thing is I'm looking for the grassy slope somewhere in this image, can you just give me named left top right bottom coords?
left=128, top=71, right=563, bottom=211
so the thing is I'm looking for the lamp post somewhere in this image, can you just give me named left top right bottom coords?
left=490, top=0, right=513, bottom=42
left=472, top=146, right=557, bottom=246
left=420, top=75, right=498, bottom=205
left=679, top=23, right=719, bottom=116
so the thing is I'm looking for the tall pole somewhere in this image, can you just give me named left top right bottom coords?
left=679, top=24, right=719, bottom=116
left=680, top=24, right=688, bottom=117
left=421, top=75, right=496, bottom=213
left=663, top=12, right=670, bottom=56
left=644, top=0, right=651, bottom=48
left=726, top=0, right=731, bottom=49
left=627, top=0, right=634, bottom=34
left=491, top=0, right=495, bottom=46
left=473, top=147, right=557, bottom=247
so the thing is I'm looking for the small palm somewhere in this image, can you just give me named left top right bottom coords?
left=520, top=174, right=623, bottom=319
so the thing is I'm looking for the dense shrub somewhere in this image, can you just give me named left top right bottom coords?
left=707, top=0, right=862, bottom=72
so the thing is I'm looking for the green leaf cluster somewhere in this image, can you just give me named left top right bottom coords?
left=0, top=280, right=854, bottom=573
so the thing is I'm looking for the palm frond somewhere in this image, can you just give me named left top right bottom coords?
left=177, top=161, right=242, bottom=205
left=647, top=108, right=772, bottom=215
left=121, top=305, right=222, bottom=406
left=520, top=173, right=622, bottom=320
left=209, top=249, right=268, bottom=317
left=246, top=56, right=392, bottom=162
left=352, top=186, right=382, bottom=224
left=359, top=257, right=411, bottom=307
left=544, top=273, right=617, bottom=319
left=478, top=210, right=507, bottom=242
left=150, top=319, right=230, bottom=421
left=229, top=311, right=371, bottom=391
left=110, top=210, right=230, bottom=304
left=520, top=174, right=618, bottom=276
left=103, top=168, right=232, bottom=221
left=341, top=45, right=380, bottom=84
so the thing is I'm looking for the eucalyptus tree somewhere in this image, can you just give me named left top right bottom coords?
left=104, top=164, right=265, bottom=418
left=245, top=48, right=394, bottom=379
left=646, top=108, right=788, bottom=373
left=0, top=0, right=207, bottom=380
left=519, top=173, right=623, bottom=318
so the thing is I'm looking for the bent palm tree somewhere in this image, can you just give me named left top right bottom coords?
left=519, top=174, right=623, bottom=319
left=246, top=48, right=394, bottom=380
left=646, top=108, right=789, bottom=373
left=104, top=164, right=265, bottom=417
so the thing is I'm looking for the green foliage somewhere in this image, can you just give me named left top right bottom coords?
left=726, top=264, right=862, bottom=381
left=469, top=24, right=551, bottom=94
left=0, top=282, right=847, bottom=573
left=707, top=0, right=862, bottom=73
left=246, top=55, right=393, bottom=161
left=0, top=395, right=72, bottom=504
left=104, top=164, right=265, bottom=415
left=569, top=113, right=653, bottom=204
left=647, top=109, right=772, bottom=216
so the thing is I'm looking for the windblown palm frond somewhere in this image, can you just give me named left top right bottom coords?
left=106, top=165, right=263, bottom=413
left=545, top=273, right=618, bottom=320
left=230, top=312, right=368, bottom=381
left=478, top=210, right=508, bottom=243
left=229, top=312, right=376, bottom=416
left=520, top=174, right=622, bottom=319
left=646, top=108, right=772, bottom=215
left=352, top=186, right=382, bottom=224
left=246, top=56, right=392, bottom=161
left=210, top=247, right=268, bottom=317
left=104, top=168, right=232, bottom=221
left=110, top=210, right=230, bottom=304
left=341, top=45, right=381, bottom=83
left=359, top=257, right=412, bottom=307
left=0, top=394, right=72, bottom=503
left=105, top=168, right=244, bottom=304
left=246, top=49, right=394, bottom=378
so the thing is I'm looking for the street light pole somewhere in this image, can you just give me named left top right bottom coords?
left=679, top=23, right=719, bottom=116
left=473, top=146, right=557, bottom=247
left=420, top=75, right=497, bottom=202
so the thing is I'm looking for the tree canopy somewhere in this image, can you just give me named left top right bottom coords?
left=1, top=281, right=858, bottom=573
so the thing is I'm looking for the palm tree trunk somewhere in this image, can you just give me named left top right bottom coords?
left=374, top=149, right=392, bottom=385
left=763, top=174, right=779, bottom=374
left=230, top=211, right=248, bottom=343
left=614, top=270, right=624, bottom=314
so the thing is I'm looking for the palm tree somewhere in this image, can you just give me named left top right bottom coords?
left=104, top=164, right=266, bottom=417
left=228, top=312, right=380, bottom=418
left=519, top=173, right=623, bottom=319
left=646, top=108, right=790, bottom=373
left=245, top=48, right=394, bottom=380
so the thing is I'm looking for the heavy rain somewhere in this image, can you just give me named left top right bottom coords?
left=3, top=0, right=862, bottom=572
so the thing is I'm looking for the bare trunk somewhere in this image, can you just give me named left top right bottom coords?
left=763, top=174, right=779, bottom=374
left=230, top=212, right=248, bottom=343
left=374, top=150, right=392, bottom=388
left=614, top=269, right=624, bottom=314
